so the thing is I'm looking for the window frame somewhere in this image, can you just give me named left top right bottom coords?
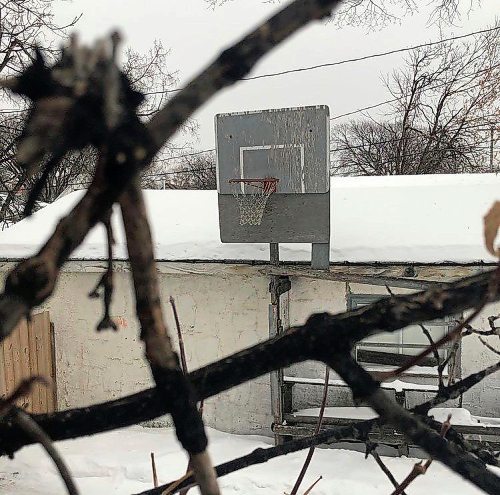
left=347, top=292, right=461, bottom=378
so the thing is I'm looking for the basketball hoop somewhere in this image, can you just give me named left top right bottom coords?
left=228, top=177, right=278, bottom=226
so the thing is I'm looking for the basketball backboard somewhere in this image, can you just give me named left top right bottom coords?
left=216, top=106, right=329, bottom=195
left=216, top=105, right=330, bottom=267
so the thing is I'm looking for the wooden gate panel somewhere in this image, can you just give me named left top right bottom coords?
left=0, top=312, right=56, bottom=413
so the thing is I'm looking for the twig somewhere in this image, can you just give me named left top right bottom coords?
left=12, top=408, right=79, bottom=495
left=370, top=449, right=406, bottom=494
left=169, top=296, right=203, bottom=417
left=416, top=359, right=500, bottom=413
left=290, top=367, right=329, bottom=495
left=479, top=336, right=500, bottom=355
left=168, top=296, right=201, bottom=495
left=390, top=415, right=452, bottom=495
left=419, top=324, right=445, bottom=387
left=88, top=212, right=117, bottom=331
left=170, top=296, right=188, bottom=374
left=162, top=470, right=194, bottom=495
left=379, top=304, right=488, bottom=380
left=151, top=452, right=158, bottom=488
left=302, top=475, right=322, bottom=495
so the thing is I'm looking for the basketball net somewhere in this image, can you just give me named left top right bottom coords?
left=229, top=178, right=278, bottom=226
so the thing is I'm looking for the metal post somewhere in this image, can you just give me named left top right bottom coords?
left=268, top=242, right=290, bottom=444
left=311, top=242, right=330, bottom=270
left=270, top=243, right=279, bottom=266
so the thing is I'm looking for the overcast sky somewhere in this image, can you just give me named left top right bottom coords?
left=53, top=0, right=498, bottom=152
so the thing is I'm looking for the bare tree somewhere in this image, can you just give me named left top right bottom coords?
left=163, top=153, right=217, bottom=190
left=206, top=0, right=482, bottom=28
left=0, top=0, right=79, bottom=78
left=332, top=26, right=499, bottom=176
left=0, top=2, right=499, bottom=495
left=0, top=3, right=180, bottom=226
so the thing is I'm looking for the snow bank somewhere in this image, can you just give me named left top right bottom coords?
left=284, top=375, right=438, bottom=392
left=429, top=407, right=500, bottom=427
left=0, top=425, right=498, bottom=494
left=0, top=173, right=498, bottom=263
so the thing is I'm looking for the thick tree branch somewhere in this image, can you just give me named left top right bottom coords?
left=329, top=355, right=500, bottom=495
left=120, top=182, right=218, bottom=495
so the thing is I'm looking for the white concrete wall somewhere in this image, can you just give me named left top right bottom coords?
left=32, top=264, right=272, bottom=435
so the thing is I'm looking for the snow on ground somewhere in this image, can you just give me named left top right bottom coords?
left=0, top=173, right=499, bottom=263
left=0, top=426, right=498, bottom=494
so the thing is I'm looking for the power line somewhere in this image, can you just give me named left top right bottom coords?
left=143, top=26, right=500, bottom=96
left=330, top=64, right=500, bottom=121
left=242, top=27, right=500, bottom=82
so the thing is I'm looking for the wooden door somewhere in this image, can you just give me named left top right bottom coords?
left=0, top=311, right=56, bottom=413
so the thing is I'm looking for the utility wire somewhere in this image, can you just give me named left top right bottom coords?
left=143, top=26, right=500, bottom=96
left=330, top=64, right=500, bottom=120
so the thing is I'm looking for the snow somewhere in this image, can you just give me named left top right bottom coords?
left=284, top=376, right=438, bottom=393
left=429, top=408, right=500, bottom=427
left=294, top=406, right=378, bottom=420
left=0, top=425, right=498, bottom=494
left=292, top=406, right=500, bottom=431
left=0, top=173, right=499, bottom=263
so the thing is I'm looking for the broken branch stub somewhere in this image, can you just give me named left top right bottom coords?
left=484, top=201, right=500, bottom=257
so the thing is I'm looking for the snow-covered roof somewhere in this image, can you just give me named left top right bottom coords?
left=0, top=173, right=498, bottom=264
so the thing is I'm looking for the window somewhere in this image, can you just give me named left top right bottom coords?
left=348, top=293, right=459, bottom=376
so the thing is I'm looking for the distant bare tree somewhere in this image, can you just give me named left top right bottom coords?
left=0, top=16, right=180, bottom=226
left=206, top=0, right=481, bottom=28
left=332, top=25, right=499, bottom=176
left=137, top=152, right=216, bottom=190
left=165, top=153, right=217, bottom=190
left=0, top=0, right=79, bottom=78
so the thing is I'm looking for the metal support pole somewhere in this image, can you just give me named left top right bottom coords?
left=311, top=242, right=330, bottom=270
left=270, top=242, right=279, bottom=266
left=268, top=243, right=291, bottom=444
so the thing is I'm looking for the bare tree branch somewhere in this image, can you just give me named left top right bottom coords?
left=290, top=366, right=330, bottom=495
left=120, top=182, right=219, bottom=495
left=330, top=355, right=499, bottom=494
left=368, top=445, right=407, bottom=494
left=11, top=408, right=79, bottom=495
left=390, top=415, right=452, bottom=495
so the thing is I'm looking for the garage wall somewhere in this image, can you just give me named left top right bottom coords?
left=0, top=261, right=498, bottom=435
